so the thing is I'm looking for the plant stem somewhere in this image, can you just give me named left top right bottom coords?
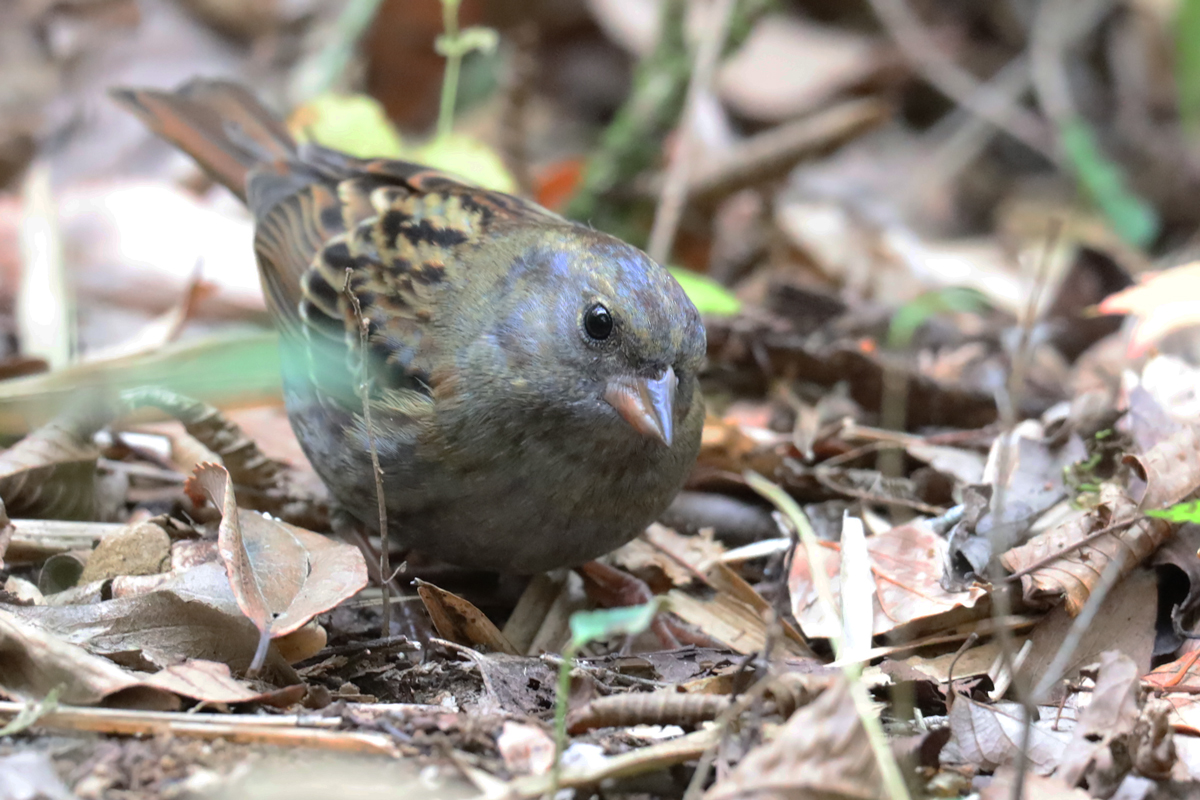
left=437, top=0, right=463, bottom=141
left=550, top=643, right=577, bottom=797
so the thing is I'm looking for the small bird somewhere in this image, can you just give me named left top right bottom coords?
left=113, top=80, right=705, bottom=574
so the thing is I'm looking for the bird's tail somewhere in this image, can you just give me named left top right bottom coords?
left=110, top=80, right=297, bottom=203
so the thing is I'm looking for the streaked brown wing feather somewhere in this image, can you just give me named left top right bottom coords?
left=249, top=150, right=562, bottom=409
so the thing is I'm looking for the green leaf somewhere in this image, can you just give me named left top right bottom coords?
left=1058, top=118, right=1159, bottom=248
left=0, top=331, right=283, bottom=433
left=1178, top=0, right=1200, bottom=136
left=413, top=133, right=517, bottom=194
left=1148, top=501, right=1200, bottom=523
left=568, top=598, right=665, bottom=649
left=669, top=268, right=741, bottom=317
left=292, top=93, right=404, bottom=159
left=888, top=287, right=989, bottom=349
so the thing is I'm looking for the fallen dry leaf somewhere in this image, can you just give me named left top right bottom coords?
left=9, top=561, right=297, bottom=680
left=1058, top=651, right=1144, bottom=788
left=1019, top=567, right=1156, bottom=696
left=186, top=462, right=367, bottom=646
left=789, top=521, right=987, bottom=640
left=189, top=462, right=277, bottom=668
left=416, top=579, right=519, bottom=655
left=1097, top=262, right=1200, bottom=357
left=944, top=696, right=1070, bottom=776
left=717, top=15, right=881, bottom=121
left=0, top=414, right=100, bottom=520
left=610, top=524, right=725, bottom=588
left=0, top=606, right=273, bottom=707
left=704, top=679, right=880, bottom=800
left=1001, top=483, right=1172, bottom=615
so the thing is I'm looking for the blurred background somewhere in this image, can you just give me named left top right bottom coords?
left=0, top=0, right=1194, bottom=430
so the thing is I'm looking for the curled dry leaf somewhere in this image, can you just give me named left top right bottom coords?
left=1123, top=423, right=1200, bottom=509
left=1000, top=483, right=1172, bottom=615
left=0, top=414, right=100, bottom=520
left=568, top=690, right=732, bottom=734
left=188, top=462, right=272, bottom=662
left=697, top=414, right=790, bottom=477
left=667, top=564, right=813, bottom=657
left=185, top=463, right=368, bottom=640
left=0, top=607, right=166, bottom=706
left=627, top=520, right=812, bottom=655
left=704, top=679, right=880, bottom=800
left=789, top=522, right=987, bottom=641
left=415, top=579, right=519, bottom=655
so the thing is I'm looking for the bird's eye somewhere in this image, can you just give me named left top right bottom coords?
left=583, top=303, right=614, bottom=341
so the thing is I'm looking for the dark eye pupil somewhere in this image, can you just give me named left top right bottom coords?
left=584, top=304, right=613, bottom=340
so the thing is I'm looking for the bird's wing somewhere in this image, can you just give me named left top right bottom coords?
left=112, top=78, right=566, bottom=419
left=252, top=146, right=565, bottom=417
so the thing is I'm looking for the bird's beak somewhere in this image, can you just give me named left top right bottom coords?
left=604, top=366, right=677, bottom=447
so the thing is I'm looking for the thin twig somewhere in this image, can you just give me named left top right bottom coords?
left=1002, top=515, right=1142, bottom=583
left=343, top=269, right=392, bottom=637
left=664, top=98, right=890, bottom=205
left=905, top=55, right=1033, bottom=210
left=945, top=632, right=980, bottom=711
left=864, top=0, right=1054, bottom=159
left=647, top=0, right=737, bottom=264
